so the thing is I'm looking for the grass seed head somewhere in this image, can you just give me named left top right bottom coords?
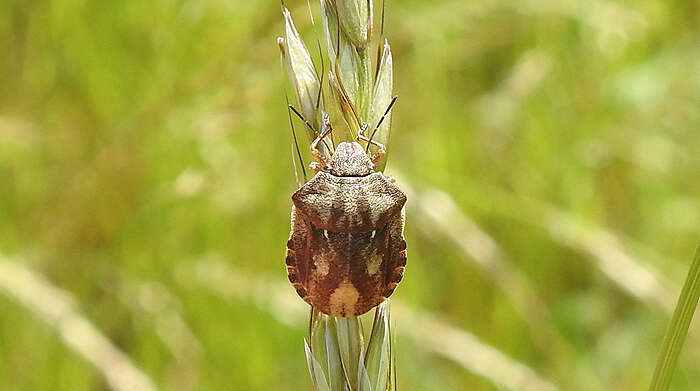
left=330, top=0, right=373, bottom=50
left=280, top=7, right=323, bottom=134
left=281, top=3, right=397, bottom=390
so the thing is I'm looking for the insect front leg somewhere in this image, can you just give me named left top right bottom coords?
left=356, top=124, right=387, bottom=165
left=310, top=113, right=333, bottom=172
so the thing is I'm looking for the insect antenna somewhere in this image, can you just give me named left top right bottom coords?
left=366, top=95, right=398, bottom=152
left=285, top=94, right=308, bottom=183
left=288, top=104, right=334, bottom=154
left=287, top=104, right=317, bottom=134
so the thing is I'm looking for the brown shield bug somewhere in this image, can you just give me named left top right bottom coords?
left=285, top=110, right=407, bottom=317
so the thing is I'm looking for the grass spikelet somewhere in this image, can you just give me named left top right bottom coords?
left=279, top=7, right=323, bottom=139
left=307, top=309, right=345, bottom=390
left=305, top=302, right=394, bottom=391
left=334, top=315, right=366, bottom=390
left=363, top=302, right=393, bottom=391
left=279, top=1, right=398, bottom=389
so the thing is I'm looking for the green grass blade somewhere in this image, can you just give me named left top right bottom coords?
left=334, top=316, right=364, bottom=390
left=305, top=338, right=332, bottom=391
left=325, top=319, right=345, bottom=391
left=363, top=302, right=391, bottom=391
left=308, top=308, right=346, bottom=391
left=649, top=243, right=700, bottom=391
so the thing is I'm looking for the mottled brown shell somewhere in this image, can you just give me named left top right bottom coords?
left=286, top=170, right=407, bottom=317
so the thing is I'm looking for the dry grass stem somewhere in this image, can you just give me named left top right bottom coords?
left=0, top=257, right=158, bottom=391
left=412, top=178, right=681, bottom=316
left=399, top=180, right=554, bottom=349
left=100, top=271, right=203, bottom=366
left=397, top=305, right=559, bottom=391
left=541, top=206, right=677, bottom=311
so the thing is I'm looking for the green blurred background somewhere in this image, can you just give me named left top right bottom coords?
left=0, top=0, right=698, bottom=390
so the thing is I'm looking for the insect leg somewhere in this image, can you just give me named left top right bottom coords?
left=310, top=113, right=333, bottom=172
left=356, top=125, right=387, bottom=164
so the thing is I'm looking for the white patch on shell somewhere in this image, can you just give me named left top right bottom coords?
left=312, top=248, right=331, bottom=276
left=329, top=281, right=359, bottom=316
left=366, top=248, right=382, bottom=275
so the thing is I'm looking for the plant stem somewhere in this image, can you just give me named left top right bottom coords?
left=649, top=243, right=700, bottom=391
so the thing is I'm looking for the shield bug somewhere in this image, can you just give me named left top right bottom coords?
left=285, top=112, right=407, bottom=317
